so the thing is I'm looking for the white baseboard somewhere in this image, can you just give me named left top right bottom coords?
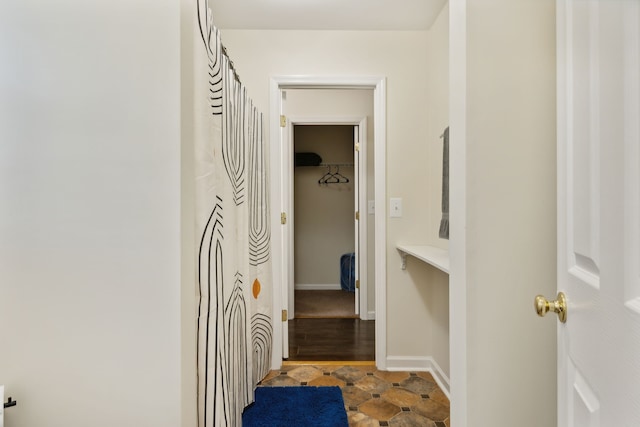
left=358, top=311, right=375, bottom=320
left=295, top=283, right=341, bottom=290
left=385, top=356, right=450, bottom=398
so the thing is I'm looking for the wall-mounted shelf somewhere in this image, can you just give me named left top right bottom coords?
left=397, top=245, right=450, bottom=274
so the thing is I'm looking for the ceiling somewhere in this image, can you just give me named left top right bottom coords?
left=209, top=0, right=448, bottom=31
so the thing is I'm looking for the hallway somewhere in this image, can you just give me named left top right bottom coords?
left=288, top=318, right=375, bottom=361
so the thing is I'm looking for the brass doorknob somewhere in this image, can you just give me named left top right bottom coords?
left=534, top=292, right=567, bottom=323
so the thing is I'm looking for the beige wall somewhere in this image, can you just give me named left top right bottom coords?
left=221, top=16, right=450, bottom=369
left=180, top=0, right=198, bottom=424
left=454, top=0, right=558, bottom=425
left=0, top=1, right=182, bottom=426
left=294, top=125, right=355, bottom=287
left=426, top=4, right=452, bottom=252
left=424, top=3, right=451, bottom=378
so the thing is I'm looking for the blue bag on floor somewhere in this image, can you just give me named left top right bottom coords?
left=340, top=253, right=355, bottom=292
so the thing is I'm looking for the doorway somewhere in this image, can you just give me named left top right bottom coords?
left=285, top=119, right=371, bottom=362
left=287, top=123, right=374, bottom=361
left=269, top=79, right=386, bottom=367
left=293, top=125, right=357, bottom=318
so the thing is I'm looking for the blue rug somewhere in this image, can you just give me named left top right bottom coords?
left=242, top=386, right=348, bottom=427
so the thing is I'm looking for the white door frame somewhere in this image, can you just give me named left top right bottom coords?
left=449, top=1, right=468, bottom=424
left=285, top=116, right=368, bottom=322
left=269, top=75, right=387, bottom=369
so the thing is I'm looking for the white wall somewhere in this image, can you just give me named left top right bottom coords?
left=180, top=0, right=198, bottom=425
left=219, top=27, right=450, bottom=371
left=0, top=1, right=182, bottom=426
left=424, top=2, right=451, bottom=379
left=450, top=0, right=557, bottom=425
left=426, top=4, right=452, bottom=251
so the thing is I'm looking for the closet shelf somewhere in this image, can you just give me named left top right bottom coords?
left=396, top=245, right=450, bottom=274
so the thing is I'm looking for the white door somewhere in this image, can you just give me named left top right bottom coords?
left=553, top=0, right=640, bottom=425
left=354, top=125, right=361, bottom=316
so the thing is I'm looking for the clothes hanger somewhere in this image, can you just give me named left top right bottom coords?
left=318, top=164, right=350, bottom=184
left=332, top=165, right=350, bottom=183
left=324, top=166, right=342, bottom=184
left=318, top=165, right=334, bottom=184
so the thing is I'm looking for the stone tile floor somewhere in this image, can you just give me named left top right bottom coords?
left=258, top=363, right=450, bottom=426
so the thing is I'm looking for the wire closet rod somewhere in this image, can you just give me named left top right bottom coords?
left=319, top=162, right=354, bottom=167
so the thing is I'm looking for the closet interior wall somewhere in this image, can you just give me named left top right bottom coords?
left=294, top=125, right=355, bottom=291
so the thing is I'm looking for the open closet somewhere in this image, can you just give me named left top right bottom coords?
left=288, top=124, right=375, bottom=361
left=293, top=125, right=357, bottom=318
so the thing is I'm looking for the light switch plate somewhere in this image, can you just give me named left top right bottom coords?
left=390, top=198, right=402, bottom=217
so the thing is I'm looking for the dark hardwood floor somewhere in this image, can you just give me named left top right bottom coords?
left=287, top=318, right=375, bottom=361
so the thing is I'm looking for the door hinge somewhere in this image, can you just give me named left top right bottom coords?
left=281, top=212, right=287, bottom=225
left=355, top=211, right=360, bottom=221
left=282, top=309, right=288, bottom=321
left=280, top=115, right=286, bottom=127
left=356, top=279, right=360, bottom=289
left=355, top=142, right=360, bottom=152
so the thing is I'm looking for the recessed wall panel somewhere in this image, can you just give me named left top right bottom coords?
left=568, top=359, right=600, bottom=427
